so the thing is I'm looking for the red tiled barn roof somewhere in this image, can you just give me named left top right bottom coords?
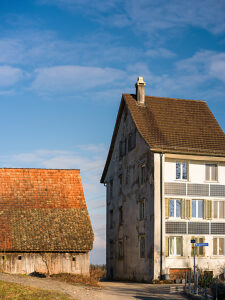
left=0, top=168, right=94, bottom=252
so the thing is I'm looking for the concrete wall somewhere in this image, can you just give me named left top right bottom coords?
left=105, top=104, right=155, bottom=282
left=0, top=252, right=90, bottom=275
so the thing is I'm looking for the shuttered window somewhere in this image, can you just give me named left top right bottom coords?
left=191, top=237, right=205, bottom=256
left=213, top=238, right=225, bottom=256
left=213, top=201, right=225, bottom=219
left=205, top=164, right=217, bottom=181
left=168, top=237, right=182, bottom=256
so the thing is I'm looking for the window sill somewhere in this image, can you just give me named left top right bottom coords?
left=204, top=180, right=219, bottom=183
left=167, top=255, right=183, bottom=258
left=175, top=179, right=188, bottom=181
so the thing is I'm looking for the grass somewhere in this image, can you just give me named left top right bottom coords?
left=0, top=280, right=74, bottom=300
left=51, top=265, right=106, bottom=287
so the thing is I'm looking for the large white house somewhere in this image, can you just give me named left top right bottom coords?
left=101, top=77, right=225, bottom=282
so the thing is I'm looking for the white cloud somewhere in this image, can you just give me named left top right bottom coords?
left=38, top=0, right=225, bottom=37
left=31, top=65, right=125, bottom=95
left=0, top=66, right=25, bottom=87
left=176, top=50, right=225, bottom=84
left=145, top=48, right=176, bottom=58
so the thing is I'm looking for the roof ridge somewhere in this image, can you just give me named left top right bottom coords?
left=122, top=93, right=206, bottom=103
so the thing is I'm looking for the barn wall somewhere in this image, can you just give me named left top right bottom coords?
left=0, top=252, right=90, bottom=275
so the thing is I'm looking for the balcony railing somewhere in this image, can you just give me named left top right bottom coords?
left=164, top=182, right=225, bottom=197
left=166, top=221, right=225, bottom=235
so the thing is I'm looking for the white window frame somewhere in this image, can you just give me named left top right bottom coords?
left=205, top=163, right=218, bottom=182
left=169, top=199, right=181, bottom=218
left=176, top=161, right=188, bottom=180
left=169, top=236, right=182, bottom=256
left=213, top=237, right=225, bottom=256
left=192, top=200, right=203, bottom=219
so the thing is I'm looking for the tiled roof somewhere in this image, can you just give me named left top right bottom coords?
left=0, top=168, right=94, bottom=252
left=124, top=94, right=225, bottom=154
left=101, top=94, right=225, bottom=182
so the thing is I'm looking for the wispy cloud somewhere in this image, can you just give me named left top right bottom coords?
left=145, top=48, right=176, bottom=58
left=0, top=65, right=26, bottom=87
left=38, top=0, right=225, bottom=37
left=31, top=65, right=126, bottom=95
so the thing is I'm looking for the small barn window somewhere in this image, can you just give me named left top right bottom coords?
left=2, top=256, right=5, bottom=260
left=119, top=206, right=123, bottom=225
left=18, top=256, right=22, bottom=260
left=118, top=240, right=124, bottom=259
left=72, top=256, right=76, bottom=262
left=128, top=131, right=136, bottom=152
left=140, top=236, right=145, bottom=258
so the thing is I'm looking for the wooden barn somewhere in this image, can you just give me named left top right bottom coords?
left=0, top=168, right=94, bottom=275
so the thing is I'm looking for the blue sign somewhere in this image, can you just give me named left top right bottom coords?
left=191, top=239, right=196, bottom=243
left=195, top=243, right=209, bottom=247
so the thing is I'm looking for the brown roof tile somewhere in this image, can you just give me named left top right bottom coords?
left=0, top=168, right=94, bottom=252
left=101, top=94, right=225, bottom=182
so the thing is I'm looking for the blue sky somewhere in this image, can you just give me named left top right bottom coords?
left=0, top=0, right=225, bottom=264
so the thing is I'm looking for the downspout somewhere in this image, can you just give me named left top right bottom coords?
left=160, top=153, right=163, bottom=279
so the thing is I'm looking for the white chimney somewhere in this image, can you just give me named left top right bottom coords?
left=135, top=76, right=146, bottom=105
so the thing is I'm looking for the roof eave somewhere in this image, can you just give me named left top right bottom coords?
left=100, top=96, right=126, bottom=183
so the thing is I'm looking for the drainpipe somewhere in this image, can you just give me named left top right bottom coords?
left=160, top=153, right=163, bottom=279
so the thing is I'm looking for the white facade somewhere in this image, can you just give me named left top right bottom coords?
left=163, top=155, right=225, bottom=278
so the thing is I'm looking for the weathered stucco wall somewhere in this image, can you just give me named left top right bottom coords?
left=105, top=104, right=155, bottom=282
left=0, top=252, right=90, bottom=275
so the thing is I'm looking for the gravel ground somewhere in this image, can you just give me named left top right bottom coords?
left=0, top=273, right=188, bottom=300
left=0, top=273, right=99, bottom=300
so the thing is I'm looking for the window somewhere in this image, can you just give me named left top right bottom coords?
left=213, top=201, right=225, bottom=219
left=72, top=256, right=76, bottom=262
left=119, top=206, right=123, bottom=225
left=192, top=237, right=205, bottom=256
left=168, top=237, right=182, bottom=256
left=139, top=200, right=145, bottom=220
left=18, top=256, right=22, bottom=260
left=140, top=236, right=145, bottom=258
left=176, top=162, right=187, bottom=180
left=205, top=164, right=217, bottom=181
left=213, top=238, right=225, bottom=255
left=109, top=240, right=114, bottom=259
left=169, top=199, right=181, bottom=218
left=119, top=174, right=122, bottom=194
left=140, top=164, right=146, bottom=185
left=128, top=131, right=136, bottom=152
left=118, top=240, right=124, bottom=258
left=192, top=200, right=203, bottom=218
left=109, top=210, right=113, bottom=229
left=109, top=179, right=113, bottom=199
left=119, top=139, right=126, bottom=159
